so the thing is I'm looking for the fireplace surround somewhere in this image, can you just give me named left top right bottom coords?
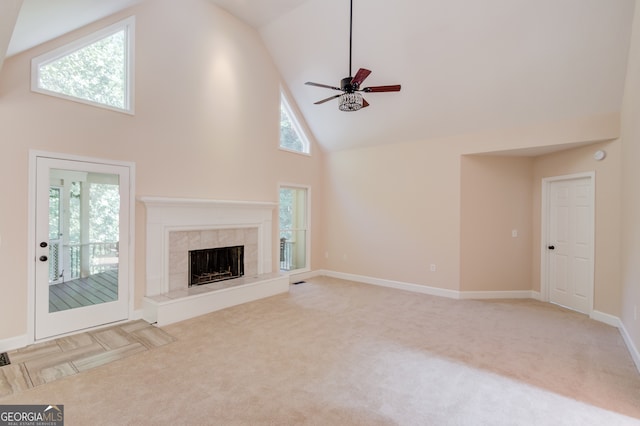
left=140, top=197, right=277, bottom=296
left=140, top=197, right=288, bottom=326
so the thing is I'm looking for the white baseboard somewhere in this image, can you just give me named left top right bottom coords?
left=319, top=270, right=460, bottom=299
left=317, top=270, right=546, bottom=302
left=591, top=309, right=640, bottom=373
left=619, top=321, right=640, bottom=373
left=0, top=334, right=29, bottom=353
left=590, top=310, right=621, bottom=328
left=286, top=269, right=320, bottom=283
left=315, top=270, right=640, bottom=374
left=458, top=290, right=537, bottom=300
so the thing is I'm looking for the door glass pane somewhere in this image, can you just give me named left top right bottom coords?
left=48, top=170, right=120, bottom=313
left=279, top=187, right=307, bottom=271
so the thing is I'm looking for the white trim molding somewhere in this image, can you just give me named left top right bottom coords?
left=139, top=197, right=277, bottom=296
left=318, top=270, right=540, bottom=301
left=0, top=335, right=29, bottom=353
left=28, top=150, right=136, bottom=345
left=314, top=269, right=640, bottom=373
left=458, top=290, right=539, bottom=300
left=590, top=310, right=621, bottom=328
left=540, top=172, right=596, bottom=312
left=620, top=322, right=640, bottom=373
left=320, top=270, right=460, bottom=299
left=31, top=16, right=136, bottom=114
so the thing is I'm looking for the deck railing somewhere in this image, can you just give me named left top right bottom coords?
left=49, top=239, right=63, bottom=284
left=280, top=238, right=294, bottom=271
left=49, top=242, right=119, bottom=283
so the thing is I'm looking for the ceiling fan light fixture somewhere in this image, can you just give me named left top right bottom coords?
left=338, top=92, right=363, bottom=111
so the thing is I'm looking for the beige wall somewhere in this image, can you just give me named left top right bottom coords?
left=531, top=140, right=622, bottom=315
left=458, top=139, right=622, bottom=312
left=322, top=114, right=618, bottom=293
left=0, top=0, right=633, bottom=346
left=620, top=0, right=640, bottom=357
left=323, top=138, right=462, bottom=290
left=0, top=0, right=325, bottom=340
left=460, top=156, right=534, bottom=292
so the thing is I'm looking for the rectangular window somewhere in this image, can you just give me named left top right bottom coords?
left=279, top=186, right=309, bottom=271
left=31, top=17, right=135, bottom=114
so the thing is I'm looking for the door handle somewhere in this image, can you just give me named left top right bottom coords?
left=39, top=255, right=48, bottom=262
left=548, top=245, right=555, bottom=250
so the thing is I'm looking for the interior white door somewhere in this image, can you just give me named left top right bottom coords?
left=35, top=157, right=130, bottom=340
left=547, top=176, right=594, bottom=314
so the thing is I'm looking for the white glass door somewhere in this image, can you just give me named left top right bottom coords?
left=35, top=157, right=130, bottom=340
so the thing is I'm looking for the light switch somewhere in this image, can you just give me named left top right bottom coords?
left=512, top=229, right=518, bottom=238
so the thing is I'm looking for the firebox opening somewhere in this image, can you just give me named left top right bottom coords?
left=189, top=245, right=244, bottom=287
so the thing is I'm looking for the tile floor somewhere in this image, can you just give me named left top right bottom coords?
left=0, top=320, right=175, bottom=398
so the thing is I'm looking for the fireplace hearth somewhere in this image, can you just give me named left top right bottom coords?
left=189, top=245, right=244, bottom=286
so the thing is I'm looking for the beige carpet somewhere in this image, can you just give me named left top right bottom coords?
left=1, top=276, right=639, bottom=425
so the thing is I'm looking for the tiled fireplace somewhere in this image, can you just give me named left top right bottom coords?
left=139, top=197, right=289, bottom=326
left=140, top=197, right=277, bottom=296
left=168, top=228, right=257, bottom=291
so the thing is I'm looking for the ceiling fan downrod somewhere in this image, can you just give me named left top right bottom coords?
left=304, top=0, right=402, bottom=111
left=349, top=0, right=353, bottom=78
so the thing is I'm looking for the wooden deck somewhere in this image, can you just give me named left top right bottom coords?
left=49, top=270, right=118, bottom=313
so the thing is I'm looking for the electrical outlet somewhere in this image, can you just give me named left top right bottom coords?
left=430, top=264, right=436, bottom=272
left=325, top=252, right=329, bottom=259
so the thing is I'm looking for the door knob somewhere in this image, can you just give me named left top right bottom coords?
left=40, top=241, right=48, bottom=248
left=548, top=245, right=555, bottom=250
left=39, top=255, right=48, bottom=262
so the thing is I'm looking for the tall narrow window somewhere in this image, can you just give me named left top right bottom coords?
left=32, top=17, right=135, bottom=113
left=279, top=186, right=309, bottom=271
left=280, top=92, right=310, bottom=154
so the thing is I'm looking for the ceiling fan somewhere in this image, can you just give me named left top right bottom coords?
left=305, top=0, right=401, bottom=112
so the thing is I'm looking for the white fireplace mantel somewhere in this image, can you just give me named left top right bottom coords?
left=139, top=196, right=278, bottom=296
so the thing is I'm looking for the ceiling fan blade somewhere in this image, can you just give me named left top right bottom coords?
left=362, top=84, right=402, bottom=93
left=305, top=82, right=342, bottom=91
left=362, top=98, right=370, bottom=108
left=351, top=68, right=371, bottom=87
left=314, top=94, right=342, bottom=105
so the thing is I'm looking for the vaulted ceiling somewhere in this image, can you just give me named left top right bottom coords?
left=1, top=0, right=636, bottom=151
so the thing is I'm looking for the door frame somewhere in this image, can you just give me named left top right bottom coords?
left=540, top=171, right=595, bottom=312
left=27, top=150, right=136, bottom=343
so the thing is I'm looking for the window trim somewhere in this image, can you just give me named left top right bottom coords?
left=279, top=91, right=311, bottom=156
left=31, top=16, right=135, bottom=115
